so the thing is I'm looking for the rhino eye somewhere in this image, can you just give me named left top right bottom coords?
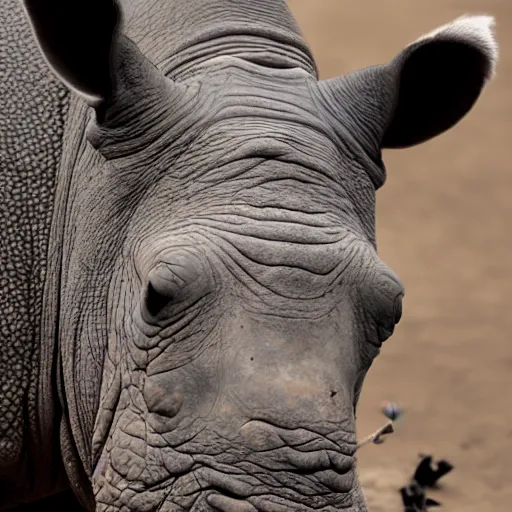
left=141, top=263, right=189, bottom=322
left=376, top=293, right=404, bottom=343
left=140, top=253, right=213, bottom=325
left=145, top=281, right=174, bottom=317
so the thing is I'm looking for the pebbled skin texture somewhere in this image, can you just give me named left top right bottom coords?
left=0, top=0, right=69, bottom=506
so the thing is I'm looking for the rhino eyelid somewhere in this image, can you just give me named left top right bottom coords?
left=393, top=293, right=404, bottom=325
left=145, top=281, right=174, bottom=317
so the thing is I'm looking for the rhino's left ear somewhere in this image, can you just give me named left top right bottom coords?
left=22, top=0, right=121, bottom=107
left=319, top=15, right=498, bottom=151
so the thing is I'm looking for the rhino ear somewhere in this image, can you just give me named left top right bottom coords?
left=319, top=15, right=498, bottom=151
left=22, top=0, right=121, bottom=107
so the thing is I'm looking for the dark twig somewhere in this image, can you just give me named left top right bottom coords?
left=400, top=455, right=454, bottom=511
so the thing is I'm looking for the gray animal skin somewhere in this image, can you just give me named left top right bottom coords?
left=0, top=1, right=498, bottom=510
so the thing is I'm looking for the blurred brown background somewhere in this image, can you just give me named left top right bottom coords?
left=288, top=1, right=511, bottom=510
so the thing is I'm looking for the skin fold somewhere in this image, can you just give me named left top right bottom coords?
left=0, top=0, right=497, bottom=510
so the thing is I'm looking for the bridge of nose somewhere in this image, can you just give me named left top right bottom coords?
left=216, top=307, right=359, bottom=425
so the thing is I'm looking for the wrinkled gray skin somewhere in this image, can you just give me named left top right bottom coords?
left=0, top=0, right=496, bottom=510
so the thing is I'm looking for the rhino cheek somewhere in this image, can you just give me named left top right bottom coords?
left=143, top=377, right=183, bottom=418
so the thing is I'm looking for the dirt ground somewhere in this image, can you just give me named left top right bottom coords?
left=288, top=1, right=512, bottom=510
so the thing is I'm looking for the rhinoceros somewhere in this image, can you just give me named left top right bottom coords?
left=0, top=0, right=497, bottom=510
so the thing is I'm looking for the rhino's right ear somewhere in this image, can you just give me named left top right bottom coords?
left=318, top=15, right=498, bottom=156
left=22, top=0, right=121, bottom=107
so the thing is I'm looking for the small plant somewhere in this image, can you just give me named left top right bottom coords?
left=356, top=401, right=403, bottom=450
left=356, top=421, right=395, bottom=449
left=356, top=402, right=454, bottom=511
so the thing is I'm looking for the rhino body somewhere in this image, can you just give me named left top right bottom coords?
left=0, top=1, right=497, bottom=510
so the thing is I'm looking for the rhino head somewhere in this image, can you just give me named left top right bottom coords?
left=23, top=1, right=497, bottom=510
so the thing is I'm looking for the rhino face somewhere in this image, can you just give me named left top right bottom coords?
left=23, top=1, right=497, bottom=510
left=87, top=60, right=404, bottom=509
